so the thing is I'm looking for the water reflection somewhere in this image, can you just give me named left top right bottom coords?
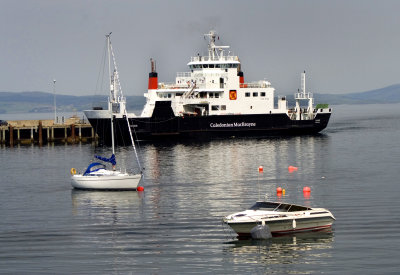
left=71, top=190, right=144, bottom=223
left=224, top=230, right=334, bottom=266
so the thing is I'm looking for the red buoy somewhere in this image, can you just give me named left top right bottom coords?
left=288, top=166, right=298, bottom=173
left=258, top=166, right=263, bottom=173
left=276, top=187, right=282, bottom=193
left=303, top=186, right=311, bottom=192
left=137, top=186, right=144, bottom=192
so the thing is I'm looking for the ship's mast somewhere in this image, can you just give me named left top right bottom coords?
left=204, top=30, right=216, bottom=59
left=204, top=30, right=229, bottom=60
left=301, top=71, right=306, bottom=95
left=295, top=71, right=314, bottom=120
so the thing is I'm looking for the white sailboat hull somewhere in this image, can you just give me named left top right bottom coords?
left=71, top=172, right=142, bottom=190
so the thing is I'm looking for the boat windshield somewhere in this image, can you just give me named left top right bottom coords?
left=274, top=203, right=311, bottom=212
left=250, top=202, right=311, bottom=212
left=250, top=202, right=279, bottom=211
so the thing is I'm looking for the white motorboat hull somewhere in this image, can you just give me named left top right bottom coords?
left=71, top=173, right=142, bottom=190
left=223, top=201, right=335, bottom=237
left=226, top=215, right=334, bottom=237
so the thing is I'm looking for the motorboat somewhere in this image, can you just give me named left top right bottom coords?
left=223, top=201, right=335, bottom=238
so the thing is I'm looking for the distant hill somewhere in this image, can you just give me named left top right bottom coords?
left=0, top=91, right=145, bottom=114
left=0, top=84, right=399, bottom=114
left=314, top=84, right=400, bottom=105
left=283, top=84, right=400, bottom=106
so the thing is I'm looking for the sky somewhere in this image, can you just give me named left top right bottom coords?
left=1, top=0, right=400, bottom=96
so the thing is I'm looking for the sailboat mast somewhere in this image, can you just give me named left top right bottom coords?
left=106, top=33, right=115, bottom=155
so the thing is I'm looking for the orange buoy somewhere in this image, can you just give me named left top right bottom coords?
left=288, top=166, right=298, bottom=173
left=303, top=189, right=311, bottom=199
left=282, top=189, right=286, bottom=195
left=303, top=186, right=311, bottom=192
left=137, top=186, right=144, bottom=192
left=258, top=166, right=263, bottom=173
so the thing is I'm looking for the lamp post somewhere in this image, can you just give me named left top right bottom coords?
left=53, top=79, right=57, bottom=124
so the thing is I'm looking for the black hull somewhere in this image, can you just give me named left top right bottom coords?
left=88, top=112, right=331, bottom=145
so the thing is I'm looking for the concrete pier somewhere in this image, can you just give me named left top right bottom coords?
left=0, top=116, right=97, bottom=146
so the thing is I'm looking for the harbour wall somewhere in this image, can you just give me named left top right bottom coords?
left=0, top=116, right=97, bottom=146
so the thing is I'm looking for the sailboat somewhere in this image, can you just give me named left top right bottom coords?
left=71, top=33, right=143, bottom=190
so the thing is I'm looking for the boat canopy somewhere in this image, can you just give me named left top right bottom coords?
left=95, top=154, right=116, bottom=165
left=83, top=162, right=106, bottom=176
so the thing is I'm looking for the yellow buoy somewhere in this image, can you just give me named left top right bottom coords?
left=70, top=168, right=77, bottom=175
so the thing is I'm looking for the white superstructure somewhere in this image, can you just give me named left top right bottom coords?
left=140, top=30, right=317, bottom=120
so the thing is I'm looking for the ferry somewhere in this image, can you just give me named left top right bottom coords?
left=84, top=30, right=331, bottom=143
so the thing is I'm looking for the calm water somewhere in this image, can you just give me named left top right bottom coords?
left=1, top=104, right=400, bottom=274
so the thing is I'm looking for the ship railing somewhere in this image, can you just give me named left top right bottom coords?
left=294, top=92, right=313, bottom=99
left=177, top=72, right=191, bottom=77
left=190, top=55, right=239, bottom=62
left=159, top=82, right=190, bottom=89
left=288, top=108, right=315, bottom=120
left=240, top=82, right=271, bottom=88
left=176, top=72, right=228, bottom=79
left=159, top=82, right=208, bottom=89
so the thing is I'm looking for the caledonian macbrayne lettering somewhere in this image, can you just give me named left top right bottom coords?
left=210, top=122, right=256, bottom=128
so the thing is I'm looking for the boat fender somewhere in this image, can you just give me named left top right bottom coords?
left=292, top=219, right=296, bottom=229
left=250, top=223, right=272, bottom=240
left=70, top=168, right=77, bottom=175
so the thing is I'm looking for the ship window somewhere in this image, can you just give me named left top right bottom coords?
left=168, top=94, right=172, bottom=98
left=245, top=92, right=250, bottom=97
left=203, top=64, right=208, bottom=68
left=209, top=93, right=213, bottom=98
left=261, top=92, right=266, bottom=97
left=215, top=64, right=221, bottom=68
left=253, top=92, right=258, bottom=97
left=221, top=105, right=226, bottom=110
left=209, top=64, right=214, bottom=68
left=215, top=93, right=219, bottom=98
left=211, top=105, right=219, bottom=111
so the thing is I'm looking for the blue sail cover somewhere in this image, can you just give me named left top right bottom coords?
left=83, top=162, right=106, bottom=176
left=95, top=154, right=117, bottom=166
